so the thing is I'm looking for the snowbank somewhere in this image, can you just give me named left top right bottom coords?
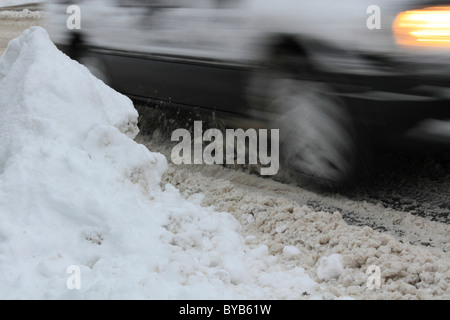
left=0, top=27, right=317, bottom=299
left=0, top=8, right=43, bottom=19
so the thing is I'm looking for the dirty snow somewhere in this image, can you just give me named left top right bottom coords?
left=136, top=132, right=450, bottom=300
left=0, top=8, right=42, bottom=19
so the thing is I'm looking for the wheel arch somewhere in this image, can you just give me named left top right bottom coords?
left=255, top=33, right=318, bottom=70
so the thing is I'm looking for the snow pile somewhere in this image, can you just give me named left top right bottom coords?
left=0, top=27, right=317, bottom=299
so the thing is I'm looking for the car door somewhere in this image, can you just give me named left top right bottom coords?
left=106, top=0, right=250, bottom=113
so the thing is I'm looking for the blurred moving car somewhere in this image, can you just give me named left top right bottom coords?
left=45, top=0, right=450, bottom=188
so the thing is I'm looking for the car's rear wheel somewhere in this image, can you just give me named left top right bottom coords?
left=272, top=78, right=362, bottom=189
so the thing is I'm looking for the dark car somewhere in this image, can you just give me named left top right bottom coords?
left=45, top=0, right=450, bottom=188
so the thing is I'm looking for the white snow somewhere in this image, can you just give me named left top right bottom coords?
left=317, top=254, right=344, bottom=281
left=0, top=27, right=318, bottom=299
left=283, top=246, right=301, bottom=260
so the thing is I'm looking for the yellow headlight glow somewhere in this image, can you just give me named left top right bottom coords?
left=394, top=6, right=450, bottom=47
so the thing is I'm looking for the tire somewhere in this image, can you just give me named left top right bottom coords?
left=248, top=65, right=366, bottom=190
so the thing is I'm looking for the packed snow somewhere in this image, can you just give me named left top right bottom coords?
left=0, top=27, right=325, bottom=299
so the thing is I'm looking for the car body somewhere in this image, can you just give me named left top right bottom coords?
left=44, top=0, right=450, bottom=188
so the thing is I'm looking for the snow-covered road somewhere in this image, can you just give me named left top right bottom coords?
left=1, top=9, right=449, bottom=300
